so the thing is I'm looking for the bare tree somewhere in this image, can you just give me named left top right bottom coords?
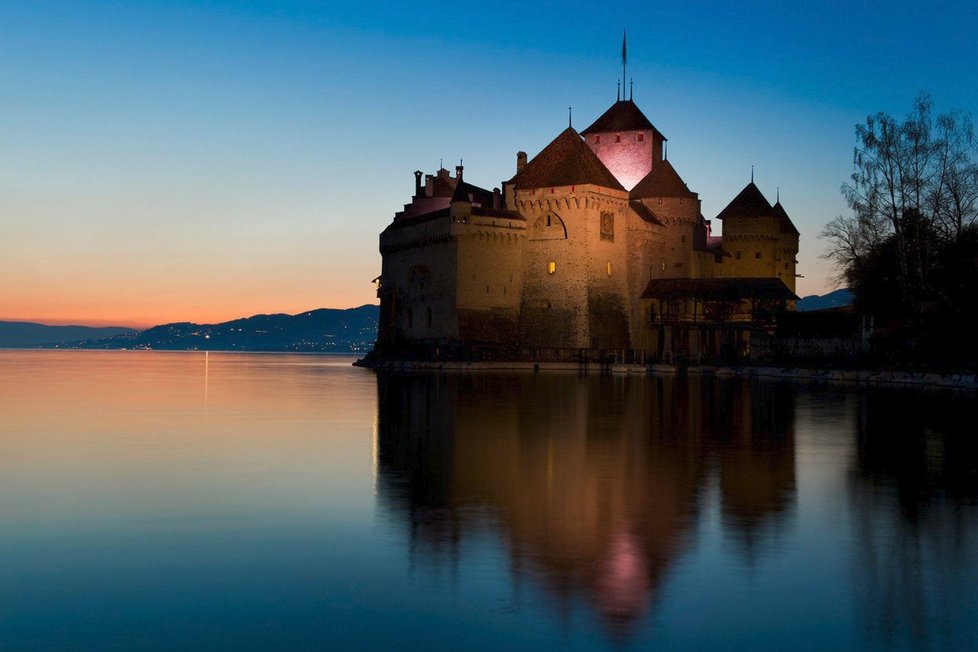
left=827, top=94, right=978, bottom=315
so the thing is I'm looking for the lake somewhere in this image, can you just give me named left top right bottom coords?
left=1, top=350, right=976, bottom=650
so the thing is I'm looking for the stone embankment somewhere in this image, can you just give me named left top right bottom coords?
left=358, top=359, right=977, bottom=390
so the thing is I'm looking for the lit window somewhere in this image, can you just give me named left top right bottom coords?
left=548, top=261, right=556, bottom=275
left=607, top=262, right=613, bottom=277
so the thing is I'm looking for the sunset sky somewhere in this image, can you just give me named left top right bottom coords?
left=2, top=0, right=976, bottom=328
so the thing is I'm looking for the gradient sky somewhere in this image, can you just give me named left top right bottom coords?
left=2, top=0, right=976, bottom=327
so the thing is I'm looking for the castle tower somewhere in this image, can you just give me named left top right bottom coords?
left=581, top=99, right=667, bottom=191
left=715, top=182, right=799, bottom=294
left=508, top=126, right=632, bottom=351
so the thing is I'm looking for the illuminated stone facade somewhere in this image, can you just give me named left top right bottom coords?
left=373, top=97, right=800, bottom=362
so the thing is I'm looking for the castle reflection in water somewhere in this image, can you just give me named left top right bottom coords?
left=374, top=372, right=978, bottom=644
left=376, top=374, right=795, bottom=632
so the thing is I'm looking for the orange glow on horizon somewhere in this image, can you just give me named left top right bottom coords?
left=1, top=287, right=379, bottom=329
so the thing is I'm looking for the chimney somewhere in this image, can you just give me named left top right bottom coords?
left=492, top=187, right=501, bottom=210
left=516, top=151, right=527, bottom=173
left=455, top=163, right=463, bottom=181
left=413, top=170, right=423, bottom=198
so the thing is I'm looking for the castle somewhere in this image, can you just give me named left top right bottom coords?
left=371, top=88, right=799, bottom=364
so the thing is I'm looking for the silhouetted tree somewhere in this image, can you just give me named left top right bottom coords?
left=822, top=95, right=978, bottom=364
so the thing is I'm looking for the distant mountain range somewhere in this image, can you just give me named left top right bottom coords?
left=1, top=292, right=851, bottom=351
left=0, top=305, right=380, bottom=353
left=795, top=288, right=853, bottom=312
left=0, top=322, right=136, bottom=348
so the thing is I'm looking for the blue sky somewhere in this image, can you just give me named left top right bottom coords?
left=2, top=0, right=976, bottom=325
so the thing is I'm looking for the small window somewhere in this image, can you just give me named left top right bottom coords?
left=755, top=252, right=762, bottom=259
left=548, top=261, right=556, bottom=275
left=681, top=235, right=686, bottom=243
left=735, top=251, right=742, bottom=260
left=615, top=134, right=621, bottom=143
left=606, top=262, right=613, bottom=277
left=425, top=307, right=432, bottom=328
left=407, top=309, right=413, bottom=328
left=784, top=262, right=790, bottom=270
left=546, top=214, right=552, bottom=226
left=600, top=211, right=615, bottom=241
left=486, top=285, right=490, bottom=293
left=637, top=133, right=644, bottom=142
left=595, top=135, right=601, bottom=144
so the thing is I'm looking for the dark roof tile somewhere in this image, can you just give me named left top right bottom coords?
left=630, top=160, right=697, bottom=199
left=581, top=100, right=666, bottom=140
left=641, top=277, right=797, bottom=301
left=509, top=127, right=624, bottom=191
left=772, top=201, right=800, bottom=236
left=629, top=200, right=664, bottom=226
left=715, top=182, right=776, bottom=220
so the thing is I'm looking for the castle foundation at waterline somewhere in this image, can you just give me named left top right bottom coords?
left=366, top=94, right=800, bottom=366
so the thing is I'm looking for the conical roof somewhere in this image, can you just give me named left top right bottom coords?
left=715, top=182, right=776, bottom=220
left=581, top=99, right=666, bottom=140
left=629, top=160, right=696, bottom=199
left=772, top=201, right=800, bottom=235
left=509, top=127, right=624, bottom=191
left=451, top=180, right=470, bottom=203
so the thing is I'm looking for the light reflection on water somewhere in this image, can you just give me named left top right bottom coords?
left=1, top=351, right=976, bottom=650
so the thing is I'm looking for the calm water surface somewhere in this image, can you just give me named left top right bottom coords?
left=1, top=351, right=976, bottom=650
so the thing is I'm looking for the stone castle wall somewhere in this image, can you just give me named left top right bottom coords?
left=515, top=185, right=632, bottom=350
left=380, top=217, right=460, bottom=343
left=585, top=130, right=654, bottom=191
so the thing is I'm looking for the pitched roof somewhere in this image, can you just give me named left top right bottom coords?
left=509, top=127, right=624, bottom=191
left=629, top=200, right=664, bottom=226
left=715, top=182, right=776, bottom=220
left=772, top=201, right=800, bottom=236
left=629, top=160, right=697, bottom=199
left=641, top=277, right=797, bottom=301
left=581, top=100, right=666, bottom=140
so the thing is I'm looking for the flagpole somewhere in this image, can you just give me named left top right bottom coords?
left=621, top=29, right=627, bottom=101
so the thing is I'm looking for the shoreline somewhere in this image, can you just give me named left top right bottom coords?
left=357, top=359, right=977, bottom=390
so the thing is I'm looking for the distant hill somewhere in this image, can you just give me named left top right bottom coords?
left=795, top=288, right=853, bottom=312
left=0, top=322, right=135, bottom=348
left=64, top=305, right=380, bottom=353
